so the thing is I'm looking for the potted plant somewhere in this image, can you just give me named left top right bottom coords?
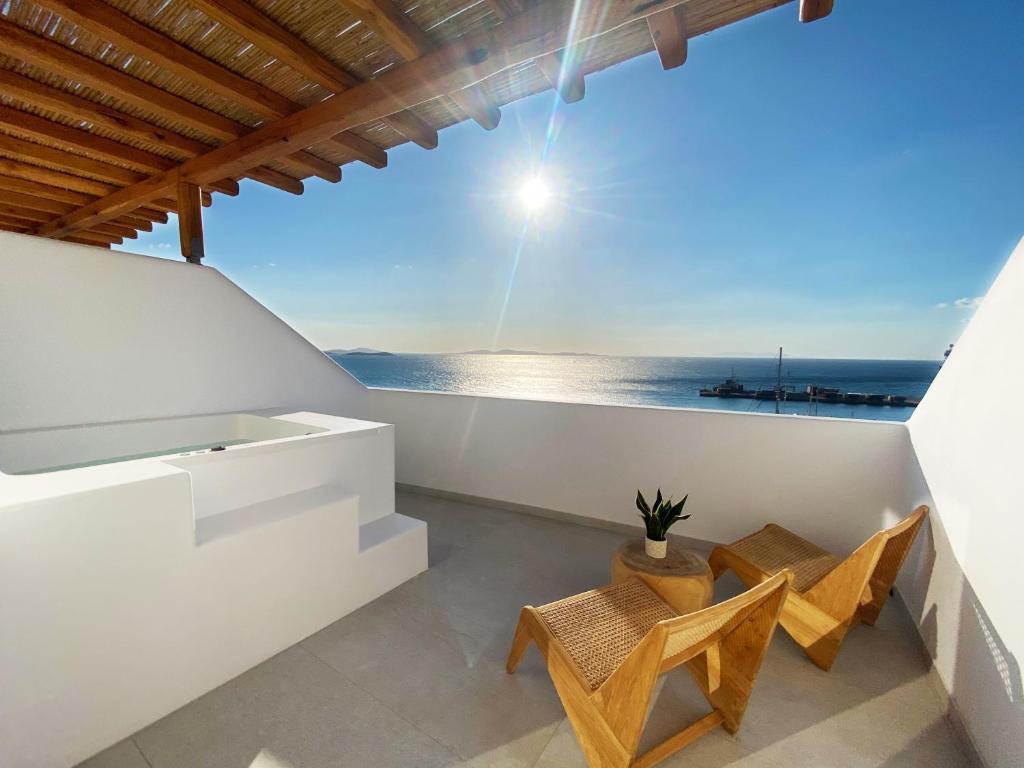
left=636, top=489, right=690, bottom=558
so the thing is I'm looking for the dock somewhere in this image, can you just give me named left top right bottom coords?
left=698, top=381, right=919, bottom=407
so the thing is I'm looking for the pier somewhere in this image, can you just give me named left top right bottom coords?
left=698, top=380, right=919, bottom=408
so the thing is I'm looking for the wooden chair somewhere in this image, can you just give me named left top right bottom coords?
left=708, top=505, right=928, bottom=671
left=506, top=572, right=792, bottom=768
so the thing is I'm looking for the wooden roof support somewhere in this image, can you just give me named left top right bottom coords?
left=154, top=192, right=212, bottom=213
left=0, top=121, right=232, bottom=197
left=0, top=104, right=174, bottom=174
left=0, top=73, right=318, bottom=194
left=330, top=133, right=388, bottom=169
left=34, top=0, right=356, bottom=181
left=176, top=181, right=204, bottom=264
left=35, top=0, right=791, bottom=239
left=0, top=213, right=39, bottom=230
left=0, top=156, right=115, bottom=195
left=0, top=69, right=204, bottom=158
left=338, top=0, right=500, bottom=130
left=533, top=51, right=585, bottom=103
left=0, top=175, right=172, bottom=228
left=244, top=167, right=305, bottom=195
left=648, top=6, right=688, bottom=70
left=0, top=204, right=141, bottom=239
left=62, top=230, right=118, bottom=246
left=91, top=220, right=138, bottom=239
left=0, top=132, right=142, bottom=186
left=486, top=0, right=582, bottom=104
left=188, top=0, right=436, bottom=151
left=0, top=204, right=51, bottom=224
left=799, top=0, right=834, bottom=22
left=0, top=18, right=339, bottom=185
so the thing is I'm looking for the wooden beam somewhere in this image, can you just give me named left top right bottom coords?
left=486, top=0, right=581, bottom=103
left=0, top=104, right=175, bottom=174
left=0, top=18, right=340, bottom=184
left=799, top=0, right=833, bottom=22
left=34, top=0, right=355, bottom=183
left=0, top=132, right=142, bottom=185
left=647, top=6, right=688, bottom=70
left=0, top=175, right=173, bottom=228
left=0, top=171, right=97, bottom=203
left=338, top=0, right=501, bottom=130
left=244, top=167, right=305, bottom=195
left=0, top=68, right=206, bottom=158
left=385, top=109, right=438, bottom=149
left=0, top=69, right=325, bottom=189
left=1, top=190, right=74, bottom=216
left=36, top=0, right=793, bottom=238
left=62, top=230, right=119, bottom=246
left=62, top=237, right=111, bottom=247
left=176, top=182, right=204, bottom=263
left=87, top=221, right=137, bottom=239
left=0, top=222, right=32, bottom=234
left=0, top=157, right=114, bottom=195
left=0, top=88, right=324, bottom=199
left=116, top=215, right=152, bottom=232
left=0, top=204, right=51, bottom=224
left=0, top=19, right=238, bottom=140
left=189, top=0, right=438, bottom=150
left=329, top=134, right=387, bottom=169
left=35, top=0, right=296, bottom=119
left=533, top=51, right=585, bottom=103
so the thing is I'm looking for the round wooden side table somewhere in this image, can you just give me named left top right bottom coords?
left=611, top=540, right=713, bottom=615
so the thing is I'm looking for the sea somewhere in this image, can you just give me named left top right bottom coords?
left=326, top=353, right=942, bottom=422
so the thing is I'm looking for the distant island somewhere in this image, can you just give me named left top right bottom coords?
left=461, top=349, right=605, bottom=357
left=325, top=348, right=395, bottom=356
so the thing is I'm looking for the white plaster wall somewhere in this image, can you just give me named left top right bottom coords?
left=369, top=389, right=915, bottom=555
left=0, top=463, right=426, bottom=768
left=902, top=236, right=1024, bottom=767
left=0, top=232, right=366, bottom=433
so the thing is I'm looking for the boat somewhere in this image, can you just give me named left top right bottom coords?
left=699, top=377, right=753, bottom=398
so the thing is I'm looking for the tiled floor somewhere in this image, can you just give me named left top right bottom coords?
left=80, top=490, right=972, bottom=768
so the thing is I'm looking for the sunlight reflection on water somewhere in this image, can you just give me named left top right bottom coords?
left=328, top=354, right=941, bottom=423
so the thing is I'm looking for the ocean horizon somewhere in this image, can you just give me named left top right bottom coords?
left=326, top=352, right=942, bottom=422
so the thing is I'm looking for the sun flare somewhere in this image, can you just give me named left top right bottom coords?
left=518, top=176, right=552, bottom=212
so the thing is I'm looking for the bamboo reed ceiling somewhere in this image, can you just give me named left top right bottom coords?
left=0, top=0, right=832, bottom=249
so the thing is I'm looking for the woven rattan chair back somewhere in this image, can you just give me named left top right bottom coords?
left=506, top=572, right=792, bottom=768
left=709, top=506, right=929, bottom=670
left=859, top=505, right=929, bottom=625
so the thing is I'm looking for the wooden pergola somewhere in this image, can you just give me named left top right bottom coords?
left=0, top=0, right=832, bottom=260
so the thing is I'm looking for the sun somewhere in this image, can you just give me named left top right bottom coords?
left=518, top=176, right=552, bottom=212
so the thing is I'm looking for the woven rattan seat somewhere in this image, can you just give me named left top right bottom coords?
left=724, top=524, right=840, bottom=592
left=507, top=573, right=792, bottom=768
left=535, top=579, right=676, bottom=690
left=709, top=507, right=929, bottom=670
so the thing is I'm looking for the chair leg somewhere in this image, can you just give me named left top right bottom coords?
left=779, top=602, right=852, bottom=672
left=506, top=611, right=534, bottom=674
left=708, top=547, right=730, bottom=580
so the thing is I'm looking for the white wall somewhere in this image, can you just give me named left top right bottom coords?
left=369, top=389, right=916, bottom=555
left=0, top=232, right=366, bottom=433
left=902, top=236, right=1024, bottom=768
left=0, top=455, right=425, bottom=768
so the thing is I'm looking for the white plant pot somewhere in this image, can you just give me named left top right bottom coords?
left=645, top=537, right=667, bottom=559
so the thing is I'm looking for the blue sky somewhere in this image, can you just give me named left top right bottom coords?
left=122, top=0, right=1023, bottom=359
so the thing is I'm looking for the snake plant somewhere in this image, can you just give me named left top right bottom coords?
left=636, top=489, right=690, bottom=541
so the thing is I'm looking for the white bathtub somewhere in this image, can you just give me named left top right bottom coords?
left=0, top=413, right=326, bottom=475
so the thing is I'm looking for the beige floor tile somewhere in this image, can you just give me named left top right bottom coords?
left=77, top=489, right=969, bottom=768
left=77, top=740, right=150, bottom=768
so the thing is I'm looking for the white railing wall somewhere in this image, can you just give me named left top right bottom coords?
left=368, top=389, right=916, bottom=555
